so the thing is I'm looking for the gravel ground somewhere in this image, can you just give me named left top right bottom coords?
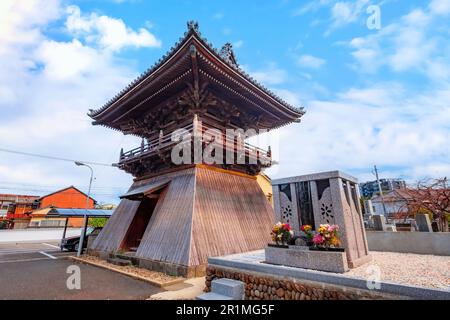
left=345, top=251, right=450, bottom=289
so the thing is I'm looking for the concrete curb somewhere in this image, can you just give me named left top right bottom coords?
left=68, top=256, right=185, bottom=288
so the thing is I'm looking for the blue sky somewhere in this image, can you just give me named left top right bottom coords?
left=1, top=0, right=449, bottom=203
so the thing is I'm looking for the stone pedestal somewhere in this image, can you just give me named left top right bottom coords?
left=265, top=246, right=349, bottom=273
left=272, top=171, right=371, bottom=268
left=416, top=214, right=432, bottom=232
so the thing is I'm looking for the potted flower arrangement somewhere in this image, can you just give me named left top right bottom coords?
left=309, top=224, right=344, bottom=252
left=299, top=224, right=314, bottom=246
left=269, top=222, right=294, bottom=248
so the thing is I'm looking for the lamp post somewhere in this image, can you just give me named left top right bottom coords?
left=74, top=161, right=93, bottom=257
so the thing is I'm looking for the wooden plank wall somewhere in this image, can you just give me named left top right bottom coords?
left=190, top=166, right=274, bottom=266
left=90, top=199, right=140, bottom=252
left=93, top=165, right=274, bottom=268
left=135, top=167, right=196, bottom=266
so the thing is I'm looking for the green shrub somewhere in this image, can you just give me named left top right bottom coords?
left=88, top=217, right=108, bottom=228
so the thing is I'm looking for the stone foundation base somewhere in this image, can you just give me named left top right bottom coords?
left=204, top=265, right=398, bottom=300
left=265, top=246, right=349, bottom=273
left=87, top=249, right=205, bottom=278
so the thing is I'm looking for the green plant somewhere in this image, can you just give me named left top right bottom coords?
left=88, top=217, right=108, bottom=228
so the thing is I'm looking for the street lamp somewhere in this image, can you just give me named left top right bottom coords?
left=74, top=161, right=93, bottom=257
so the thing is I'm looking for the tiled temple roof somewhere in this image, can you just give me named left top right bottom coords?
left=88, top=21, right=304, bottom=119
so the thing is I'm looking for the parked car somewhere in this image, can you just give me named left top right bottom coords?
left=60, top=227, right=102, bottom=251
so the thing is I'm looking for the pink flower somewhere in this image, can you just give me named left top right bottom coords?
left=313, top=234, right=324, bottom=245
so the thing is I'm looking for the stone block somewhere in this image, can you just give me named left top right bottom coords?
left=211, top=278, right=245, bottom=299
left=265, top=246, right=349, bottom=273
left=373, top=215, right=387, bottom=231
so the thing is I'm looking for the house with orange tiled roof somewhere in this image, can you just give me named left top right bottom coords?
left=29, top=186, right=96, bottom=228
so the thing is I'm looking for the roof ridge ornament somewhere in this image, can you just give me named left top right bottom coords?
left=219, top=42, right=238, bottom=67
left=187, top=20, right=199, bottom=33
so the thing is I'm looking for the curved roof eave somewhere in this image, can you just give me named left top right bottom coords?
left=89, top=21, right=305, bottom=122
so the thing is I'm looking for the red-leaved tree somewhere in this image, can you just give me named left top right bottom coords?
left=397, top=178, right=450, bottom=232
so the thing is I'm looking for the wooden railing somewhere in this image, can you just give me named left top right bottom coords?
left=119, top=120, right=272, bottom=165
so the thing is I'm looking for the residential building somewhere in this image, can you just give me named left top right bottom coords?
left=0, top=194, right=39, bottom=229
left=29, top=186, right=96, bottom=228
left=0, top=194, right=39, bottom=218
left=360, top=178, right=406, bottom=199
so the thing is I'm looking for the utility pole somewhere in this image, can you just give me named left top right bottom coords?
left=75, top=161, right=94, bottom=257
left=373, top=165, right=388, bottom=218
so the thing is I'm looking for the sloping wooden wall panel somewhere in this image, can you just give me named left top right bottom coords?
left=135, top=168, right=196, bottom=266
left=90, top=199, right=140, bottom=252
left=190, top=166, right=274, bottom=266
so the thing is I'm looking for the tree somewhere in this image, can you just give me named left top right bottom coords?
left=88, top=217, right=108, bottom=228
left=399, top=178, right=450, bottom=232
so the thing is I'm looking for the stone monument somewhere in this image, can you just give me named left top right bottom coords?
left=415, top=213, right=432, bottom=232
left=373, top=214, right=387, bottom=231
left=272, top=171, right=371, bottom=268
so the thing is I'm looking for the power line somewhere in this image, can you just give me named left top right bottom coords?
left=0, top=147, right=116, bottom=167
left=0, top=180, right=127, bottom=191
left=0, top=186, right=122, bottom=197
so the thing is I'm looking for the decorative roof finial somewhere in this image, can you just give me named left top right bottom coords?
left=219, top=42, right=238, bottom=67
left=187, top=20, right=199, bottom=32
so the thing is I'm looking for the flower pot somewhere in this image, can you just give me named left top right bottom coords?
left=309, top=246, right=345, bottom=252
left=268, top=243, right=289, bottom=249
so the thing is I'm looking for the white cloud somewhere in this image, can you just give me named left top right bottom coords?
left=294, top=0, right=333, bottom=16
left=297, top=54, right=326, bottom=69
left=34, top=39, right=103, bottom=80
left=0, top=0, right=162, bottom=202
left=0, top=0, right=61, bottom=48
left=245, top=63, right=288, bottom=85
left=429, top=0, right=450, bottom=16
left=266, top=83, right=450, bottom=183
left=337, top=83, right=405, bottom=106
left=65, top=5, right=161, bottom=52
left=272, top=89, right=303, bottom=107
left=329, top=0, right=369, bottom=30
left=348, top=5, right=450, bottom=80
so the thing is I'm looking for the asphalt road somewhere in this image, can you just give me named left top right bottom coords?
left=0, top=228, right=81, bottom=243
left=0, top=242, right=164, bottom=300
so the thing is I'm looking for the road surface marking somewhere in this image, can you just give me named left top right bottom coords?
left=42, top=243, right=60, bottom=249
left=0, top=249, right=58, bottom=255
left=0, top=257, right=51, bottom=264
left=39, top=251, right=57, bottom=259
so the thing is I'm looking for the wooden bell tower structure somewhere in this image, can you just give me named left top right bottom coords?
left=88, top=22, right=304, bottom=277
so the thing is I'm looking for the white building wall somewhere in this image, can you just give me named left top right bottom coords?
left=372, top=200, right=407, bottom=216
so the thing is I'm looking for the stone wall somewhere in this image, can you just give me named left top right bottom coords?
left=367, top=231, right=450, bottom=256
left=204, top=265, right=397, bottom=300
